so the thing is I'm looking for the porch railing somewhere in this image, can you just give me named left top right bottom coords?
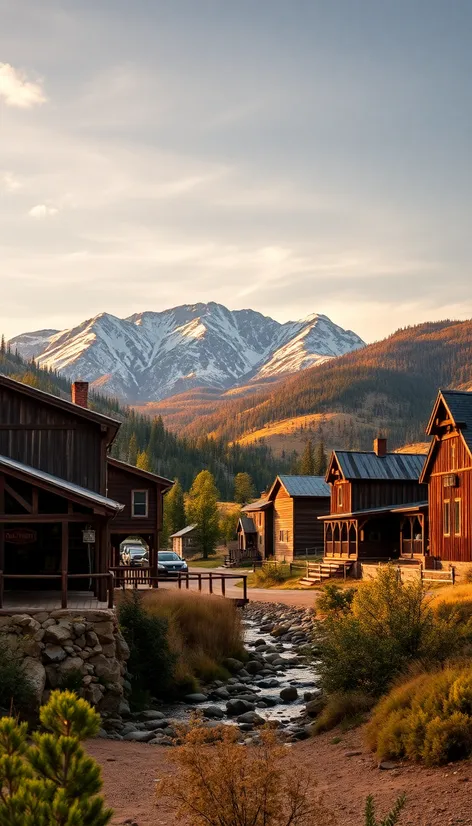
left=0, top=571, right=115, bottom=610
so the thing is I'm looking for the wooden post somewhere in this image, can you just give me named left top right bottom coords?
left=178, top=574, right=182, bottom=590
left=221, top=576, right=226, bottom=597
left=209, top=572, right=213, bottom=594
left=198, top=573, right=202, bottom=592
left=98, top=522, right=108, bottom=602
left=0, top=571, right=3, bottom=609
left=186, top=572, right=189, bottom=590
left=61, top=521, right=68, bottom=609
left=0, top=476, right=5, bottom=580
left=108, top=573, right=114, bottom=609
left=242, top=575, right=247, bottom=603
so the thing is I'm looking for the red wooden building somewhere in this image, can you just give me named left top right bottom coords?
left=321, top=439, right=428, bottom=567
left=420, top=390, right=472, bottom=570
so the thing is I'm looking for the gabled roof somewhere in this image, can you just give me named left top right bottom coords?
left=0, top=374, right=121, bottom=444
left=421, top=389, right=472, bottom=482
left=170, top=524, right=197, bottom=538
left=327, top=451, right=426, bottom=483
left=238, top=516, right=256, bottom=534
left=268, top=475, right=330, bottom=499
left=0, top=454, right=124, bottom=514
left=241, top=497, right=272, bottom=512
left=107, top=457, right=174, bottom=490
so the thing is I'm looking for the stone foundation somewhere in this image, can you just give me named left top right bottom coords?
left=0, top=609, right=129, bottom=716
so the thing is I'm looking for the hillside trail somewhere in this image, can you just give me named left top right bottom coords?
left=89, top=725, right=472, bottom=826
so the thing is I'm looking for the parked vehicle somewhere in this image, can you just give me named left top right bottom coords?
left=120, top=544, right=149, bottom=567
left=158, top=551, right=188, bottom=576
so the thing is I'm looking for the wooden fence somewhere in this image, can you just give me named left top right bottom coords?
left=109, top=567, right=248, bottom=603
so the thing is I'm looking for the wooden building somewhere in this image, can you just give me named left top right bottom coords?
left=171, top=524, right=199, bottom=558
left=0, top=375, right=172, bottom=605
left=420, top=390, right=472, bottom=568
left=266, top=476, right=330, bottom=562
left=236, top=515, right=258, bottom=556
left=240, top=497, right=273, bottom=559
left=321, top=439, right=428, bottom=564
left=107, top=457, right=173, bottom=575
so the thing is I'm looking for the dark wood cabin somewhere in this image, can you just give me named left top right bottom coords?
left=107, top=457, right=173, bottom=577
left=322, top=439, right=428, bottom=563
left=420, top=390, right=472, bottom=568
left=240, top=497, right=273, bottom=559
left=236, top=516, right=258, bottom=555
left=267, top=476, right=330, bottom=562
left=170, top=525, right=199, bottom=558
left=0, top=376, right=119, bottom=494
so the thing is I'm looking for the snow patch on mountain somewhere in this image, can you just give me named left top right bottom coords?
left=9, top=303, right=364, bottom=403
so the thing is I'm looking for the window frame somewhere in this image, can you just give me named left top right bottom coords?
left=454, top=498, right=462, bottom=536
left=443, top=499, right=451, bottom=537
left=131, top=489, right=149, bottom=519
left=337, top=485, right=343, bottom=509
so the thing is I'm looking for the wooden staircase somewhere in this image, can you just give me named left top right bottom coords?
left=299, top=560, right=353, bottom=586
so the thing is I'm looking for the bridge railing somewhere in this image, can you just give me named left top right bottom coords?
left=109, top=567, right=248, bottom=603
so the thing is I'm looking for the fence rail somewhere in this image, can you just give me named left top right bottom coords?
left=109, top=567, right=248, bottom=603
left=0, top=571, right=115, bottom=609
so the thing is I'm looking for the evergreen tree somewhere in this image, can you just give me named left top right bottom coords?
left=0, top=690, right=112, bottom=824
left=300, top=440, right=315, bottom=475
left=136, top=449, right=152, bottom=471
left=128, top=433, right=139, bottom=466
left=233, top=472, right=255, bottom=505
left=0, top=335, right=5, bottom=355
left=187, top=470, right=220, bottom=559
left=162, top=479, right=186, bottom=548
left=313, top=440, right=328, bottom=476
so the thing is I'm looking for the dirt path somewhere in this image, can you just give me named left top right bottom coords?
left=88, top=726, right=472, bottom=826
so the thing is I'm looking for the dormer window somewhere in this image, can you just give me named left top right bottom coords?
left=132, top=490, right=148, bottom=518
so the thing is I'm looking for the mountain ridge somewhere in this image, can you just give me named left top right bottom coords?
left=9, top=302, right=364, bottom=403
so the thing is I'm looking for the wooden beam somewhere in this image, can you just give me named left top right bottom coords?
left=0, top=424, right=76, bottom=431
left=61, top=521, right=68, bottom=609
left=32, top=488, right=39, bottom=514
left=4, top=481, right=33, bottom=513
left=0, top=514, right=95, bottom=523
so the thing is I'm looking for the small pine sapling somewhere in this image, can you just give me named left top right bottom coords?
left=364, top=794, right=406, bottom=826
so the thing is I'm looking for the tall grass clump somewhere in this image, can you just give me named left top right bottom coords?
left=366, top=664, right=472, bottom=766
left=143, top=590, right=246, bottom=687
left=253, top=564, right=291, bottom=586
left=319, top=566, right=459, bottom=698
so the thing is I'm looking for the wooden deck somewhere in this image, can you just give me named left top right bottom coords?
left=0, top=590, right=109, bottom=611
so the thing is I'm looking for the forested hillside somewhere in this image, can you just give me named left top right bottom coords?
left=0, top=341, right=287, bottom=496
left=160, top=320, right=472, bottom=451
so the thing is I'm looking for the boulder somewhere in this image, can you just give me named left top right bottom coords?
left=226, top=698, right=256, bottom=716
left=237, top=711, right=265, bottom=726
left=245, top=661, right=264, bottom=675
left=44, top=625, right=72, bottom=645
left=223, top=658, right=244, bottom=673
left=123, top=731, right=156, bottom=743
left=141, top=710, right=166, bottom=720
left=22, top=657, right=46, bottom=703
left=202, top=706, right=225, bottom=719
left=184, top=693, right=207, bottom=704
left=143, top=720, right=169, bottom=731
left=86, top=683, right=106, bottom=706
left=89, top=654, right=121, bottom=683
left=280, top=687, right=298, bottom=703
left=57, top=657, right=85, bottom=678
left=212, top=687, right=230, bottom=700
left=43, top=645, right=67, bottom=664
left=305, top=697, right=324, bottom=717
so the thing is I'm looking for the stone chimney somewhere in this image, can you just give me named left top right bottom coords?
left=72, top=381, right=89, bottom=408
left=373, top=437, right=387, bottom=457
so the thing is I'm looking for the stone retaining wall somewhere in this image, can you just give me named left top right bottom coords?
left=0, top=609, right=129, bottom=716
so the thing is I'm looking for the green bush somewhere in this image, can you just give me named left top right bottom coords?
left=367, top=665, right=472, bottom=766
left=0, top=689, right=112, bottom=824
left=319, top=566, right=460, bottom=696
left=118, top=591, right=176, bottom=706
left=312, top=691, right=375, bottom=734
left=0, top=637, right=36, bottom=714
left=316, top=584, right=356, bottom=616
left=253, top=564, right=291, bottom=586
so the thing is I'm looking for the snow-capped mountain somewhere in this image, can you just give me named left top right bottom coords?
left=9, top=303, right=364, bottom=402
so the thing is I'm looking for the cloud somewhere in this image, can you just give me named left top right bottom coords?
left=28, top=204, right=58, bottom=219
left=0, top=172, right=22, bottom=191
left=0, top=63, right=46, bottom=108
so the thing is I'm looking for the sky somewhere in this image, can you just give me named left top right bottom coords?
left=1, top=0, right=472, bottom=344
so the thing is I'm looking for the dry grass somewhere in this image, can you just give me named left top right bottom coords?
left=312, top=692, right=375, bottom=734
left=140, top=590, right=245, bottom=687
left=429, top=582, right=472, bottom=607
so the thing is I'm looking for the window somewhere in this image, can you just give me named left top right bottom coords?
left=279, top=530, right=289, bottom=542
left=443, top=500, right=451, bottom=536
left=132, top=490, right=148, bottom=518
left=337, top=485, right=343, bottom=509
left=451, top=443, right=457, bottom=470
left=455, top=499, right=462, bottom=536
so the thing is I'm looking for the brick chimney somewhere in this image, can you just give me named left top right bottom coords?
left=72, top=381, right=89, bottom=408
left=374, top=437, right=387, bottom=457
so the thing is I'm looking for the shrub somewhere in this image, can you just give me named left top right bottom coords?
left=158, top=723, right=333, bottom=826
left=118, top=591, right=176, bottom=705
left=319, top=566, right=459, bottom=696
left=316, top=584, right=356, bottom=616
left=0, top=636, right=36, bottom=714
left=312, top=691, right=375, bottom=734
left=367, top=664, right=472, bottom=765
left=142, top=590, right=245, bottom=689
left=0, top=689, right=112, bottom=824
left=253, top=564, right=291, bottom=586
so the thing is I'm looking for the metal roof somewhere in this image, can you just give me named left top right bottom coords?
left=318, top=501, right=428, bottom=520
left=238, top=516, right=257, bottom=534
left=332, top=451, right=426, bottom=481
left=170, top=524, right=198, bottom=538
left=0, top=454, right=124, bottom=512
left=107, top=457, right=174, bottom=489
left=442, top=390, right=472, bottom=454
left=241, top=497, right=271, bottom=512
left=278, top=475, right=331, bottom=497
